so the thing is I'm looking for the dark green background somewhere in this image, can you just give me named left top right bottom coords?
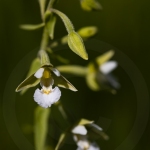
left=0, top=0, right=150, bottom=150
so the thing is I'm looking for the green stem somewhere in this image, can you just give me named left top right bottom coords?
left=50, top=8, right=74, bottom=33
left=40, top=26, right=49, bottom=50
left=47, top=0, right=57, bottom=9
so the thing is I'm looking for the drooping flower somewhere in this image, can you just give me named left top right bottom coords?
left=86, top=50, right=120, bottom=92
left=16, top=61, right=77, bottom=108
left=72, top=125, right=100, bottom=150
left=57, top=50, right=120, bottom=93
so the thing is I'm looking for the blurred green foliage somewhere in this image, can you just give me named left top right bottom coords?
left=1, top=0, right=150, bottom=150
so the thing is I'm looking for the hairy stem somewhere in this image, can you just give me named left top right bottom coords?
left=47, top=0, right=57, bottom=9
left=50, top=8, right=74, bottom=33
left=40, top=26, right=49, bottom=50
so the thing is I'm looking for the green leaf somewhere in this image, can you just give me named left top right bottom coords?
left=34, top=106, right=50, bottom=150
left=16, top=74, right=40, bottom=92
left=38, top=0, right=47, bottom=20
left=77, top=118, right=93, bottom=126
left=51, top=73, right=77, bottom=91
left=21, top=58, right=41, bottom=95
left=77, top=26, right=98, bottom=39
left=96, top=50, right=115, bottom=66
left=68, top=31, right=88, bottom=60
left=56, top=65, right=87, bottom=76
left=45, top=12, right=57, bottom=39
left=20, top=23, right=45, bottom=30
left=55, top=132, right=67, bottom=150
left=80, top=0, right=103, bottom=11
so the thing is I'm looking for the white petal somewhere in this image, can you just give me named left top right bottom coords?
left=72, top=125, right=87, bottom=135
left=89, top=143, right=100, bottom=150
left=33, top=87, right=61, bottom=108
left=77, top=140, right=89, bottom=149
left=48, top=87, right=61, bottom=104
left=100, top=61, right=118, bottom=74
left=51, top=68, right=60, bottom=76
left=34, top=68, right=44, bottom=78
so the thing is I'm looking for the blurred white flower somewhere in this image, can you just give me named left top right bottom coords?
left=72, top=125, right=87, bottom=135
left=72, top=125, right=100, bottom=150
left=100, top=61, right=118, bottom=75
left=74, top=135, right=100, bottom=150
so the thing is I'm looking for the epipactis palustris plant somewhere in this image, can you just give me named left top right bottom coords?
left=15, top=0, right=117, bottom=150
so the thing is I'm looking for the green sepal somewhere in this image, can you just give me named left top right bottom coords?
left=96, top=50, right=115, bottom=66
left=20, top=23, right=45, bottom=30
left=77, top=26, right=98, bottom=39
left=55, top=132, right=67, bottom=150
left=56, top=65, right=87, bottom=77
left=44, top=11, right=57, bottom=39
left=34, top=106, right=50, bottom=150
left=86, top=63, right=100, bottom=91
left=51, top=73, right=77, bottom=91
left=80, top=0, right=103, bottom=11
left=68, top=31, right=88, bottom=60
left=86, top=73, right=100, bottom=91
left=21, top=58, right=41, bottom=95
left=38, top=0, right=47, bottom=20
left=16, top=73, right=40, bottom=92
left=39, top=50, right=52, bottom=66
left=88, top=123, right=109, bottom=140
left=77, top=118, right=93, bottom=126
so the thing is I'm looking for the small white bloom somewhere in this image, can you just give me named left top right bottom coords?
left=76, top=140, right=100, bottom=150
left=33, top=86, right=61, bottom=108
left=72, top=125, right=87, bottom=135
left=88, top=143, right=100, bottom=150
left=34, top=68, right=44, bottom=78
left=77, top=139, right=90, bottom=150
left=100, top=61, right=117, bottom=74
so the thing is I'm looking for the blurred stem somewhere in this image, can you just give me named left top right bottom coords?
left=56, top=101, right=68, bottom=121
left=56, top=65, right=88, bottom=76
left=50, top=8, right=74, bottom=33
left=58, top=102, right=68, bottom=120
left=47, top=0, right=56, bottom=9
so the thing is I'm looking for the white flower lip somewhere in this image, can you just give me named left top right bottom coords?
left=33, top=86, right=61, bottom=108
left=34, top=68, right=44, bottom=78
left=72, top=125, right=87, bottom=135
left=100, top=61, right=118, bottom=74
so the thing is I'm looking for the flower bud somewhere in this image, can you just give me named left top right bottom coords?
left=68, top=31, right=88, bottom=60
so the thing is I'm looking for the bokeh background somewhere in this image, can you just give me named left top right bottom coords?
left=0, top=0, right=150, bottom=150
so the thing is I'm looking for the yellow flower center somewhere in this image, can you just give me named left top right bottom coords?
left=42, top=89, right=51, bottom=95
left=43, top=68, right=51, bottom=78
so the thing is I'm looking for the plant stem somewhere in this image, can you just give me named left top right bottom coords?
left=50, top=8, right=74, bottom=33
left=47, top=0, right=57, bottom=9
left=40, top=26, right=49, bottom=50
